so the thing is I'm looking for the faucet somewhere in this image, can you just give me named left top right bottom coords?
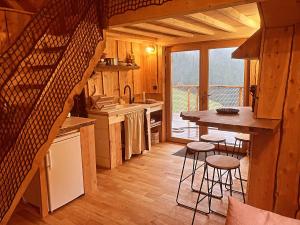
left=124, top=85, right=134, bottom=104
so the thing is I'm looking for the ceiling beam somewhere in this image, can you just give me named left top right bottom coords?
left=218, top=7, right=259, bottom=28
left=110, top=27, right=174, bottom=39
left=186, top=12, right=237, bottom=32
left=109, top=0, right=262, bottom=27
left=159, top=26, right=254, bottom=46
left=158, top=18, right=215, bottom=35
left=232, top=29, right=262, bottom=59
left=131, top=23, right=194, bottom=38
left=106, top=31, right=158, bottom=44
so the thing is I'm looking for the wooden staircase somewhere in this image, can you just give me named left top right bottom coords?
left=0, top=0, right=106, bottom=224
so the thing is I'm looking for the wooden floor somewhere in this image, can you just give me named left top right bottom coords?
left=8, top=143, right=248, bottom=225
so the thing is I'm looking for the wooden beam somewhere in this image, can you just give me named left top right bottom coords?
left=186, top=12, right=236, bottom=32
left=110, top=27, right=175, bottom=39
left=158, top=27, right=252, bottom=46
left=131, top=23, right=194, bottom=38
left=247, top=130, right=281, bottom=211
left=218, top=7, right=259, bottom=28
left=106, top=31, right=158, bottom=44
left=158, top=18, right=215, bottom=35
left=274, top=24, right=300, bottom=218
left=232, top=29, right=261, bottom=59
left=2, top=0, right=36, bottom=14
left=258, top=0, right=300, bottom=27
left=255, top=27, right=294, bottom=119
left=0, top=6, right=35, bottom=15
left=109, top=0, right=262, bottom=27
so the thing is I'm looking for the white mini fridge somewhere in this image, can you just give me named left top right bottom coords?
left=24, top=131, right=85, bottom=212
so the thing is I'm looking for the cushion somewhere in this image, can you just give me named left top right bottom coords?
left=226, top=197, right=300, bottom=225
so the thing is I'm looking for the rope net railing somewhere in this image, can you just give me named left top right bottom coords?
left=105, top=0, right=171, bottom=18
left=0, top=0, right=171, bottom=222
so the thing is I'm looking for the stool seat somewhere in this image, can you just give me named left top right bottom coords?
left=235, top=133, right=250, bottom=142
left=206, top=155, right=240, bottom=170
left=187, top=142, right=215, bottom=153
left=201, top=134, right=226, bottom=143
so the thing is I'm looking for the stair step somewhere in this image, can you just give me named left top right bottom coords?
left=23, top=64, right=55, bottom=71
left=16, top=84, right=44, bottom=89
left=36, top=34, right=70, bottom=49
left=2, top=86, right=43, bottom=105
left=35, top=46, right=66, bottom=53
left=24, top=51, right=61, bottom=66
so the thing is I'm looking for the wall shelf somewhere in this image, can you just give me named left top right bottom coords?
left=94, top=64, right=140, bottom=72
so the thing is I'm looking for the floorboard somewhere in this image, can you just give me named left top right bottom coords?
left=8, top=143, right=248, bottom=225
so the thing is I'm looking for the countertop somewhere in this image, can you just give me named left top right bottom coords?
left=59, top=117, right=96, bottom=135
left=87, top=102, right=163, bottom=116
left=181, top=107, right=281, bottom=134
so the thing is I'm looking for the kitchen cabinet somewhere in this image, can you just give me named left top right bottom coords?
left=88, top=102, right=164, bottom=169
left=22, top=117, right=97, bottom=217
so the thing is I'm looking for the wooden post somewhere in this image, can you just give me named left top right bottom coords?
left=38, top=162, right=49, bottom=218
left=80, top=125, right=98, bottom=193
left=273, top=24, right=300, bottom=218
left=247, top=130, right=281, bottom=210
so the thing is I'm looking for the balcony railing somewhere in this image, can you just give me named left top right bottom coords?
left=172, top=84, right=244, bottom=112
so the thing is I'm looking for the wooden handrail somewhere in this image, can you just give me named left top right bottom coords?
left=0, top=7, right=35, bottom=16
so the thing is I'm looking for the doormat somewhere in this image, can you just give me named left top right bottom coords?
left=172, top=147, right=245, bottom=161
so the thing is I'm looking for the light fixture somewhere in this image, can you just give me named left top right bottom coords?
left=145, top=45, right=156, bottom=54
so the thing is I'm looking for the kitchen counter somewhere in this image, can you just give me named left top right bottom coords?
left=88, top=102, right=164, bottom=169
left=181, top=107, right=282, bottom=211
left=87, top=102, right=163, bottom=117
left=59, top=117, right=96, bottom=135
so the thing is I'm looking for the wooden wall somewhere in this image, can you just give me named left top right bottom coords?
left=86, top=38, right=165, bottom=103
left=247, top=1, right=300, bottom=218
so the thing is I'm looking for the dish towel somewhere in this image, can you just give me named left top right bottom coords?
left=124, top=109, right=145, bottom=160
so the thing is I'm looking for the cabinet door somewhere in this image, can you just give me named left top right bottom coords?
left=46, top=132, right=84, bottom=211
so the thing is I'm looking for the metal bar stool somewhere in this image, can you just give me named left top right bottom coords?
left=176, top=142, right=215, bottom=215
left=233, top=133, right=251, bottom=182
left=232, top=133, right=250, bottom=158
left=192, top=155, right=245, bottom=224
left=200, top=134, right=228, bottom=154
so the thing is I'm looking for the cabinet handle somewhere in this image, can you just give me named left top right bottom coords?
left=46, top=151, right=52, bottom=169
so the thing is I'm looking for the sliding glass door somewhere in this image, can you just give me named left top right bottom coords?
left=208, top=47, right=245, bottom=144
left=167, top=43, right=246, bottom=143
left=170, top=50, right=200, bottom=141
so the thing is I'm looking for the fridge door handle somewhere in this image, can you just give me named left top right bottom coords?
left=46, top=151, right=53, bottom=169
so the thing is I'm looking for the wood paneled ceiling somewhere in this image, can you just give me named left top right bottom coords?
left=107, top=3, right=260, bottom=45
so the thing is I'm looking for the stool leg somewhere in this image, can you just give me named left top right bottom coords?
left=217, top=142, right=220, bottom=154
left=191, top=152, right=197, bottom=190
left=224, top=141, right=228, bottom=156
left=192, top=164, right=208, bottom=225
left=229, top=170, right=233, bottom=197
left=176, top=150, right=188, bottom=204
left=217, top=169, right=223, bottom=198
left=208, top=167, right=217, bottom=212
left=232, top=139, right=237, bottom=157
left=238, top=167, right=246, bottom=203
left=237, top=140, right=242, bottom=158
